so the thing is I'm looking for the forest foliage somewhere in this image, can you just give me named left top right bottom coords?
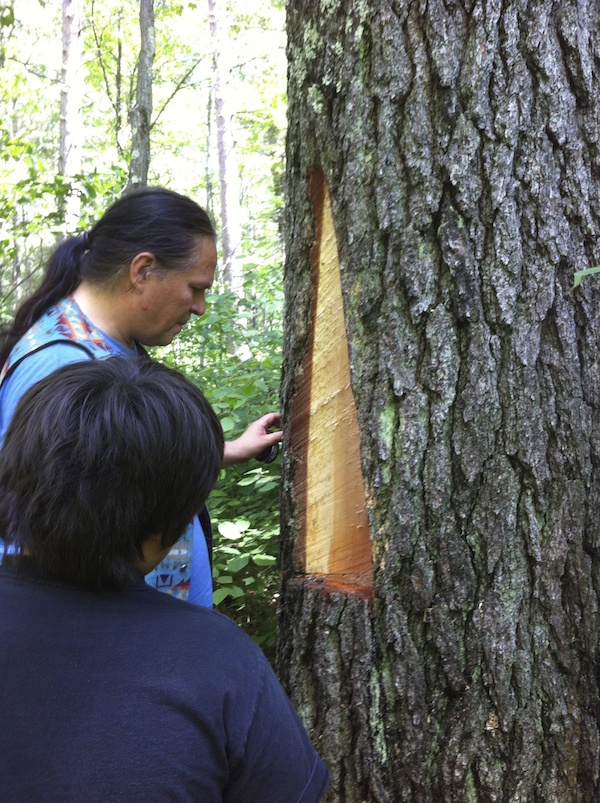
left=0, top=0, right=286, bottom=658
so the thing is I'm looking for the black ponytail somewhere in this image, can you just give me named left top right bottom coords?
left=0, top=235, right=87, bottom=368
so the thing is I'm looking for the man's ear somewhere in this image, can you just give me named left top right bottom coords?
left=129, top=252, right=156, bottom=288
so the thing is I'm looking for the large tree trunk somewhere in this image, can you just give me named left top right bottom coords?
left=278, top=2, right=600, bottom=801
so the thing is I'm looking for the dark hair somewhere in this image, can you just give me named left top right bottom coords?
left=0, top=358, right=224, bottom=590
left=0, top=187, right=216, bottom=367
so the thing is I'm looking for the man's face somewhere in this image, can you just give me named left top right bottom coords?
left=135, top=238, right=217, bottom=347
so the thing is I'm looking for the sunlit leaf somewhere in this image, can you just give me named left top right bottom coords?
left=252, top=554, right=277, bottom=566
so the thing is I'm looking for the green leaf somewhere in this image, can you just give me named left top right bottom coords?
left=252, top=554, right=277, bottom=566
left=226, top=554, right=250, bottom=572
left=256, top=481, right=278, bottom=493
left=219, top=416, right=236, bottom=433
left=573, top=265, right=600, bottom=288
left=0, top=5, right=14, bottom=27
left=237, top=476, right=260, bottom=486
left=218, top=546, right=242, bottom=556
left=213, top=587, right=231, bottom=606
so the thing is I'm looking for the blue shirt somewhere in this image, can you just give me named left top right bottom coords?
left=0, top=336, right=213, bottom=607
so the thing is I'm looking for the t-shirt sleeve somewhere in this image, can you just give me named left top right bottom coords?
left=225, top=658, right=330, bottom=803
left=0, top=344, right=92, bottom=446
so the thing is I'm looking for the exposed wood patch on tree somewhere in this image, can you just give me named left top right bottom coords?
left=289, top=167, right=373, bottom=592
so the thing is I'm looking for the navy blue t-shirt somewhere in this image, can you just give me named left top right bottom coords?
left=0, top=558, right=329, bottom=802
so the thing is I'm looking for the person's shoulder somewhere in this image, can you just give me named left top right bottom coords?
left=6, top=341, right=92, bottom=388
left=131, top=584, right=267, bottom=660
left=188, top=598, right=267, bottom=654
left=0, top=343, right=93, bottom=445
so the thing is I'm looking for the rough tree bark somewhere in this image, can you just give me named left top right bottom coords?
left=126, top=0, right=154, bottom=192
left=278, top=1, right=600, bottom=801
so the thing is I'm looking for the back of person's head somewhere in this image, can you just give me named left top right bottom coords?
left=0, top=187, right=216, bottom=366
left=0, top=358, right=224, bottom=590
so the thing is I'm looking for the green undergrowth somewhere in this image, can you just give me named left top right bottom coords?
left=156, top=272, right=283, bottom=665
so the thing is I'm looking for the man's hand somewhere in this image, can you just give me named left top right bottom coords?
left=223, top=413, right=282, bottom=467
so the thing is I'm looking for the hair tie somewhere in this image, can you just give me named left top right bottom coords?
left=81, top=231, right=91, bottom=251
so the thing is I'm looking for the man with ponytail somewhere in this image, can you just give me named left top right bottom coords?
left=0, top=186, right=282, bottom=607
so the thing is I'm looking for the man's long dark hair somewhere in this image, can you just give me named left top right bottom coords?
left=0, top=187, right=216, bottom=368
left=0, top=358, right=224, bottom=590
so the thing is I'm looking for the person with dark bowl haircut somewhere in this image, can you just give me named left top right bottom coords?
left=0, top=358, right=328, bottom=802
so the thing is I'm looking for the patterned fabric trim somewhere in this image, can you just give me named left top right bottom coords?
left=0, top=297, right=122, bottom=387
left=144, top=522, right=194, bottom=600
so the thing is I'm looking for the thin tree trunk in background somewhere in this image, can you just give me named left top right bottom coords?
left=208, top=0, right=243, bottom=297
left=10, top=210, right=19, bottom=293
left=89, top=2, right=125, bottom=158
left=279, top=1, right=600, bottom=801
left=59, top=0, right=83, bottom=230
left=126, top=0, right=154, bottom=192
left=206, top=86, right=214, bottom=218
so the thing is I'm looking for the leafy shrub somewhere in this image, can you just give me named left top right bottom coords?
left=209, top=464, right=280, bottom=663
